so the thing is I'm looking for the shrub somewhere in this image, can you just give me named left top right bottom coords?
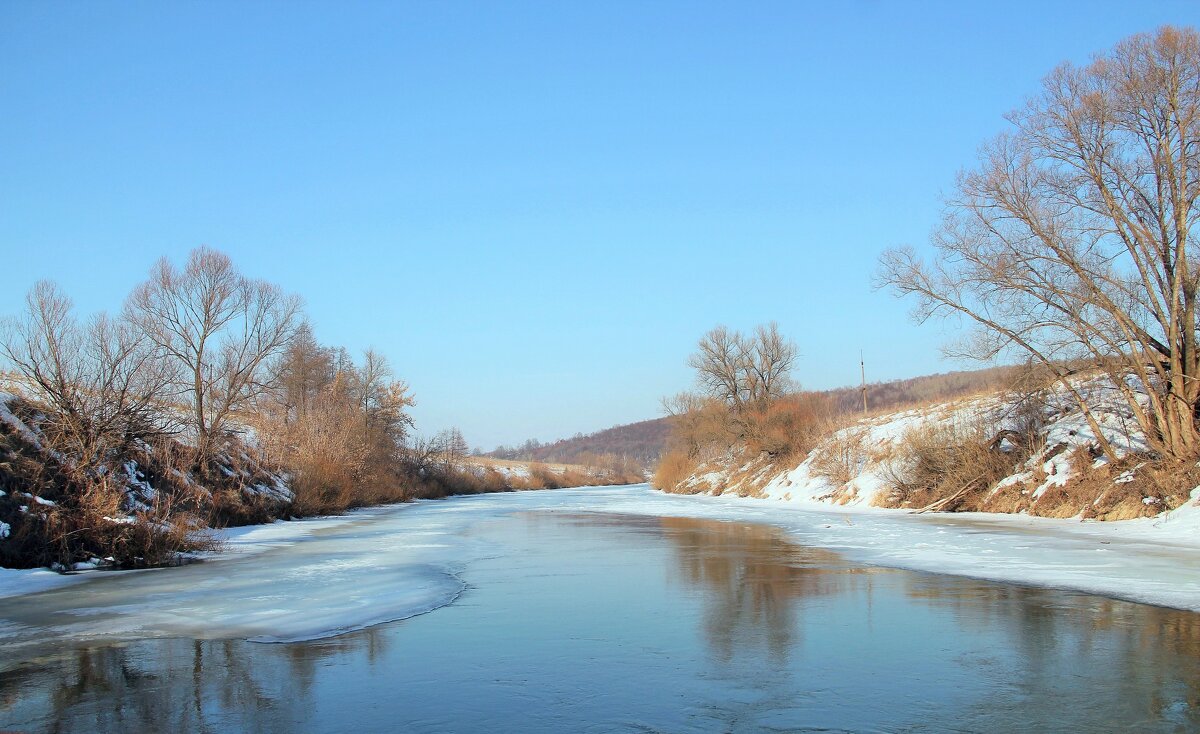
left=652, top=450, right=697, bottom=493
left=878, top=419, right=1019, bottom=511
left=809, top=427, right=870, bottom=487
left=522, top=462, right=555, bottom=489
left=1, top=467, right=218, bottom=570
left=663, top=394, right=738, bottom=460
left=742, top=394, right=838, bottom=459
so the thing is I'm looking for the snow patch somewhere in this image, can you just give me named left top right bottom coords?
left=689, top=376, right=1183, bottom=515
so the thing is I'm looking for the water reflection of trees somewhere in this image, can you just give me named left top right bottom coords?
left=902, top=578, right=1200, bottom=730
left=4, top=512, right=1198, bottom=732
left=658, top=517, right=879, bottom=663
left=657, top=515, right=1200, bottom=730
left=0, top=625, right=390, bottom=733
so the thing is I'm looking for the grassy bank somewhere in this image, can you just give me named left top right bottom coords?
left=0, top=392, right=640, bottom=571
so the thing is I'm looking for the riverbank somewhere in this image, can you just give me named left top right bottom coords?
left=657, top=376, right=1200, bottom=526
left=0, top=386, right=642, bottom=571
left=0, top=503, right=377, bottom=600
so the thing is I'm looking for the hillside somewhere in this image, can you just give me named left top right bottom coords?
left=462, top=456, right=644, bottom=486
left=817, top=365, right=1019, bottom=415
left=489, top=417, right=673, bottom=468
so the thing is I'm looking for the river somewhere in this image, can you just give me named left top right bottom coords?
left=1, top=485, right=1197, bottom=732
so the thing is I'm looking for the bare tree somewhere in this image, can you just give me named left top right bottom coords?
left=402, top=434, right=441, bottom=476
left=688, top=326, right=747, bottom=410
left=746, top=322, right=797, bottom=409
left=661, top=390, right=735, bottom=459
left=273, top=323, right=334, bottom=423
left=687, top=322, right=797, bottom=412
left=433, top=427, right=469, bottom=467
left=402, top=427, right=466, bottom=477
left=1, top=281, right=175, bottom=468
left=353, top=348, right=415, bottom=466
left=127, top=247, right=302, bottom=470
left=878, top=26, right=1200, bottom=462
left=356, top=348, right=413, bottom=438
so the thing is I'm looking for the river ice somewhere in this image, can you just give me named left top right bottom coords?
left=0, top=484, right=1197, bottom=657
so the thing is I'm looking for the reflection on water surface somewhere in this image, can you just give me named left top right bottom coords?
left=1, top=511, right=1197, bottom=732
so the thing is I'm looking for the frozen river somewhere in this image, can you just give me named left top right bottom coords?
left=1, top=485, right=1198, bottom=732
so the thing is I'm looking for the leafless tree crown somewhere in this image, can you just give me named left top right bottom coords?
left=2, top=281, right=176, bottom=467
left=878, top=26, right=1200, bottom=461
left=127, top=246, right=302, bottom=468
left=687, top=322, right=797, bottom=412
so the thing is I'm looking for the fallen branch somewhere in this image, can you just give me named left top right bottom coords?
left=913, top=474, right=984, bottom=514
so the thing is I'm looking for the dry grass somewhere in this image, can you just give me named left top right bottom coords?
left=291, top=448, right=360, bottom=512
left=407, top=455, right=642, bottom=501
left=809, top=427, right=870, bottom=487
left=467, top=457, right=641, bottom=488
left=981, top=452, right=1200, bottom=520
left=1, top=463, right=219, bottom=570
left=651, top=449, right=699, bottom=493
left=741, top=394, right=838, bottom=459
left=0, top=404, right=260, bottom=568
left=870, top=403, right=1197, bottom=520
left=468, top=456, right=581, bottom=474
left=874, top=419, right=1024, bottom=512
left=716, top=454, right=778, bottom=498
left=409, top=465, right=514, bottom=498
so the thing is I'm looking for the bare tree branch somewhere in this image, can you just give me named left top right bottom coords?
left=127, top=247, right=302, bottom=470
left=878, top=27, right=1200, bottom=461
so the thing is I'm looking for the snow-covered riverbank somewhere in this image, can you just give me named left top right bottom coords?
left=667, top=378, right=1200, bottom=522
left=0, top=505, right=383, bottom=601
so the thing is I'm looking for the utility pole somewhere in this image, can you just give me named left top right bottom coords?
left=860, top=351, right=868, bottom=415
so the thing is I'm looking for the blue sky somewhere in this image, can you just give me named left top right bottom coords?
left=3, top=2, right=1199, bottom=450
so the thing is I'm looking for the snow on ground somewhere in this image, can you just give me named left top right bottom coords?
left=469, top=460, right=531, bottom=478
left=0, top=506, right=400, bottom=600
left=697, top=376, right=1188, bottom=515
left=213, top=505, right=406, bottom=556
left=0, top=501, right=465, bottom=653
left=0, top=391, right=43, bottom=451
left=0, top=567, right=90, bottom=600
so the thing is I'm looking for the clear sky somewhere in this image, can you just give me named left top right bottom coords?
left=3, top=1, right=1199, bottom=450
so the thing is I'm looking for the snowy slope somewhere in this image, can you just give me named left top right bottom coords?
left=674, top=378, right=1200, bottom=530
